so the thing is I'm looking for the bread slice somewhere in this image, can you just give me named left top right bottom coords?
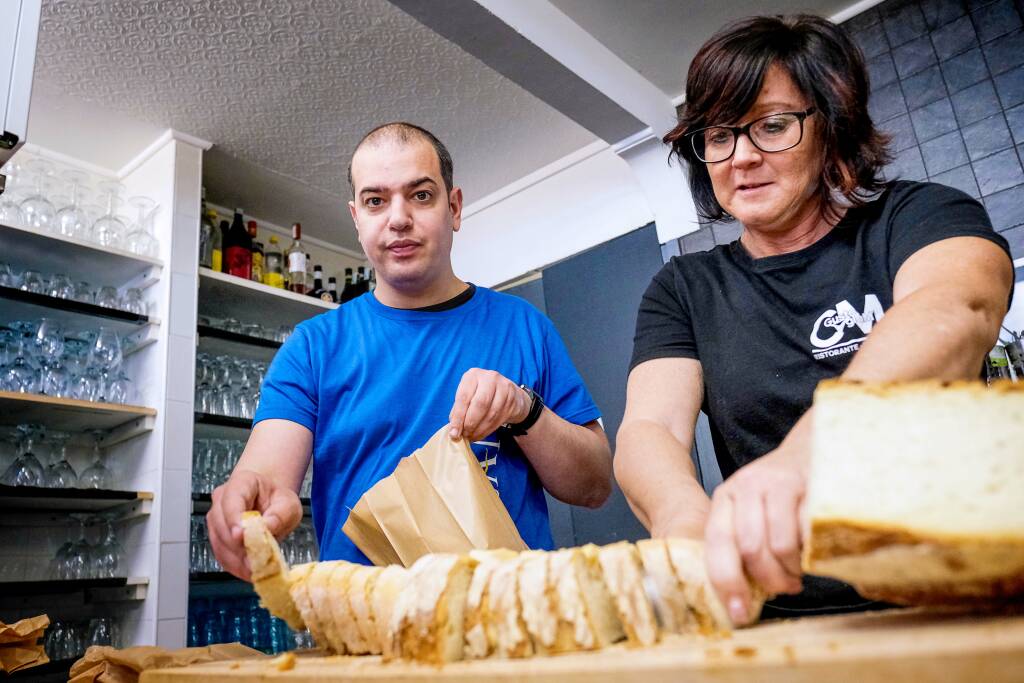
left=518, top=551, right=558, bottom=655
left=803, top=380, right=1024, bottom=604
left=390, top=553, right=478, bottom=665
left=487, top=554, right=533, bottom=659
left=578, top=544, right=626, bottom=647
left=595, top=542, right=658, bottom=647
left=636, top=538, right=692, bottom=634
left=371, top=565, right=410, bottom=661
left=464, top=549, right=518, bottom=659
left=665, top=538, right=766, bottom=634
left=309, top=561, right=350, bottom=654
left=240, top=511, right=303, bottom=630
left=286, top=563, right=326, bottom=648
left=326, top=562, right=368, bottom=654
left=345, top=566, right=384, bottom=655
left=547, top=548, right=597, bottom=653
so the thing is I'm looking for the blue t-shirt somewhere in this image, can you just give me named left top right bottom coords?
left=253, top=286, right=600, bottom=563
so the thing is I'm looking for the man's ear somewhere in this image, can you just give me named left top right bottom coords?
left=449, top=187, right=464, bottom=232
left=348, top=200, right=359, bottom=233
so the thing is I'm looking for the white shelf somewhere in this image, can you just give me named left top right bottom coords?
left=198, top=267, right=337, bottom=329
left=0, top=222, right=163, bottom=288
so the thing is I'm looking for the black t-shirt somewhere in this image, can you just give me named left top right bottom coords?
left=630, top=180, right=1012, bottom=613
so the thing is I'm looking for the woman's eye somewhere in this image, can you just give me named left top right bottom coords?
left=759, top=118, right=790, bottom=135
left=707, top=130, right=731, bottom=145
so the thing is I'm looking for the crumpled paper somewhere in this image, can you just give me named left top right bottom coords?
left=69, top=643, right=263, bottom=683
left=0, top=615, right=49, bottom=674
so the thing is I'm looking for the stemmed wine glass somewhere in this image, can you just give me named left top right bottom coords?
left=125, top=196, right=159, bottom=258
left=94, top=518, right=123, bottom=578
left=1, top=423, right=45, bottom=487
left=78, top=431, right=111, bottom=489
left=44, top=430, right=77, bottom=488
left=56, top=169, right=93, bottom=240
left=18, top=158, right=57, bottom=232
left=0, top=327, right=38, bottom=393
left=0, top=159, right=26, bottom=226
left=91, top=181, right=128, bottom=248
left=33, top=318, right=69, bottom=397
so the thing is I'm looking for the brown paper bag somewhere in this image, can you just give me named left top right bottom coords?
left=69, top=643, right=262, bottom=683
left=343, top=425, right=527, bottom=566
left=0, top=615, right=50, bottom=674
left=0, top=615, right=49, bottom=644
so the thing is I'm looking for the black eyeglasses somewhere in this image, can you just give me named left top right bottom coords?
left=685, top=107, right=817, bottom=163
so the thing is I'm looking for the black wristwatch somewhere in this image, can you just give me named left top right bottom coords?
left=506, top=385, right=544, bottom=436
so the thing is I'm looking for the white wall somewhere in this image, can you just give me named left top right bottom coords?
left=452, top=144, right=656, bottom=287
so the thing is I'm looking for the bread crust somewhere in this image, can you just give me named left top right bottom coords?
left=804, top=518, right=1024, bottom=605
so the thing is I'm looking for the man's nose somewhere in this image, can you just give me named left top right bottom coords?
left=386, top=197, right=412, bottom=231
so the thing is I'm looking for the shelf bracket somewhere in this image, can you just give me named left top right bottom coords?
left=123, top=325, right=159, bottom=357
left=88, top=578, right=149, bottom=603
left=99, top=414, right=156, bottom=449
left=123, top=265, right=161, bottom=292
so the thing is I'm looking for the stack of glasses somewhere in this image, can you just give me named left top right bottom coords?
left=189, top=517, right=317, bottom=575
left=0, top=262, right=148, bottom=316
left=43, top=618, right=117, bottom=661
left=194, top=354, right=265, bottom=419
left=0, top=424, right=113, bottom=490
left=198, top=316, right=292, bottom=343
left=187, top=596, right=312, bottom=653
left=0, top=156, right=161, bottom=258
left=0, top=320, right=130, bottom=402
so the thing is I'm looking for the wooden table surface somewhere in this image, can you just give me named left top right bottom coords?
left=142, top=605, right=1024, bottom=682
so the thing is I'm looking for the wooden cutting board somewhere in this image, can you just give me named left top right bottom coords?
left=142, top=606, right=1024, bottom=682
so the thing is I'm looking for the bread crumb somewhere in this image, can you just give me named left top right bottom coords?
left=733, top=646, right=757, bottom=658
left=228, top=662, right=240, bottom=669
left=270, top=652, right=296, bottom=671
left=782, top=645, right=797, bottom=664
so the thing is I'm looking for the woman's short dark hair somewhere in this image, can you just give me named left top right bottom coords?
left=664, top=14, right=891, bottom=223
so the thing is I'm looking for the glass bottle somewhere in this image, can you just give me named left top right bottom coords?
left=248, top=221, right=263, bottom=283
left=340, top=267, right=355, bottom=303
left=286, top=223, right=306, bottom=294
left=216, top=220, right=229, bottom=272
left=224, top=209, right=252, bottom=280
left=309, top=265, right=325, bottom=300
left=198, top=188, right=214, bottom=269
left=263, top=235, right=284, bottom=289
left=326, top=276, right=338, bottom=303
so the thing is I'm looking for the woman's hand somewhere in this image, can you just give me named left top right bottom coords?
left=704, top=413, right=813, bottom=624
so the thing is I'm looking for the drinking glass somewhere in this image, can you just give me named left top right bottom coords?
left=89, top=327, right=122, bottom=374
left=94, top=519, right=123, bottom=578
left=18, top=158, right=57, bottom=232
left=1, top=424, right=45, bottom=487
left=121, top=288, right=147, bottom=316
left=45, top=430, right=77, bottom=488
left=0, top=262, right=20, bottom=288
left=91, top=181, right=128, bottom=248
left=0, top=159, right=25, bottom=226
left=78, top=432, right=111, bottom=489
left=0, top=330, right=38, bottom=393
left=55, top=169, right=93, bottom=239
left=47, top=273, right=76, bottom=300
left=125, top=196, right=160, bottom=258
left=94, top=286, right=120, bottom=309
left=72, top=281, right=94, bottom=304
left=19, top=269, right=46, bottom=294
left=86, top=617, right=114, bottom=647
left=103, top=369, right=132, bottom=404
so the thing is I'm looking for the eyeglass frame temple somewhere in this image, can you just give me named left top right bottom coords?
left=685, top=106, right=817, bottom=163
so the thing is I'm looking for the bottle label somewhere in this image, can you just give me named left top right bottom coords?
left=320, top=292, right=334, bottom=303
left=212, top=249, right=222, bottom=272
left=226, top=246, right=252, bottom=280
left=251, top=253, right=264, bottom=282
left=288, top=252, right=306, bottom=273
left=264, top=272, right=285, bottom=289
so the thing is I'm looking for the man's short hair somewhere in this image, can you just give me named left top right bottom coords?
left=348, top=122, right=454, bottom=196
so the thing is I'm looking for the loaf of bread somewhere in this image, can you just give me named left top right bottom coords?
left=803, top=380, right=1024, bottom=605
left=241, top=513, right=766, bottom=665
left=241, top=511, right=304, bottom=630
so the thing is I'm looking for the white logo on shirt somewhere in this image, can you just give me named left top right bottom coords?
left=473, top=439, right=499, bottom=486
left=809, top=294, right=885, bottom=360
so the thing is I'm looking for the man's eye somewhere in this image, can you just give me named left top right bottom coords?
left=414, top=191, right=431, bottom=201
left=365, top=197, right=383, bottom=207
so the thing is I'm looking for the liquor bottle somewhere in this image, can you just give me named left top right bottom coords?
left=305, top=253, right=313, bottom=295
left=310, top=265, right=327, bottom=300
left=216, top=220, right=229, bottom=272
left=286, top=223, right=306, bottom=294
left=263, top=235, right=284, bottom=289
left=367, top=268, right=376, bottom=292
left=326, top=276, right=338, bottom=303
left=198, top=188, right=214, bottom=269
left=248, top=221, right=263, bottom=283
left=356, top=266, right=369, bottom=296
left=224, top=209, right=252, bottom=279
left=340, top=267, right=355, bottom=303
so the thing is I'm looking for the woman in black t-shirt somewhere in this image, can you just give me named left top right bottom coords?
left=615, top=15, right=1013, bottom=622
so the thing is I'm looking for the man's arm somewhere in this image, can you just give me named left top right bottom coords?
left=705, top=236, right=1014, bottom=624
left=448, top=368, right=612, bottom=509
left=206, top=418, right=312, bottom=580
left=614, top=357, right=710, bottom=538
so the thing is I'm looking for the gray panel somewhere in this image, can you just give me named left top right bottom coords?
left=541, top=223, right=663, bottom=545
left=503, top=277, right=546, bottom=314
left=388, top=0, right=646, bottom=142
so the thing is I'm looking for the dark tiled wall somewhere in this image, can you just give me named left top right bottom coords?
left=675, top=0, right=1024, bottom=257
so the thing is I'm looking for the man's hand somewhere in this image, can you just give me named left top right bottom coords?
left=448, top=368, right=532, bottom=442
left=704, top=422, right=811, bottom=625
left=206, top=469, right=303, bottom=581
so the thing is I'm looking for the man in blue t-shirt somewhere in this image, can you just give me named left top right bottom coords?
left=207, top=122, right=612, bottom=576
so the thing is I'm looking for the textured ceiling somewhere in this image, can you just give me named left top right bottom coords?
left=32, top=0, right=597, bottom=250
left=551, top=0, right=855, bottom=99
